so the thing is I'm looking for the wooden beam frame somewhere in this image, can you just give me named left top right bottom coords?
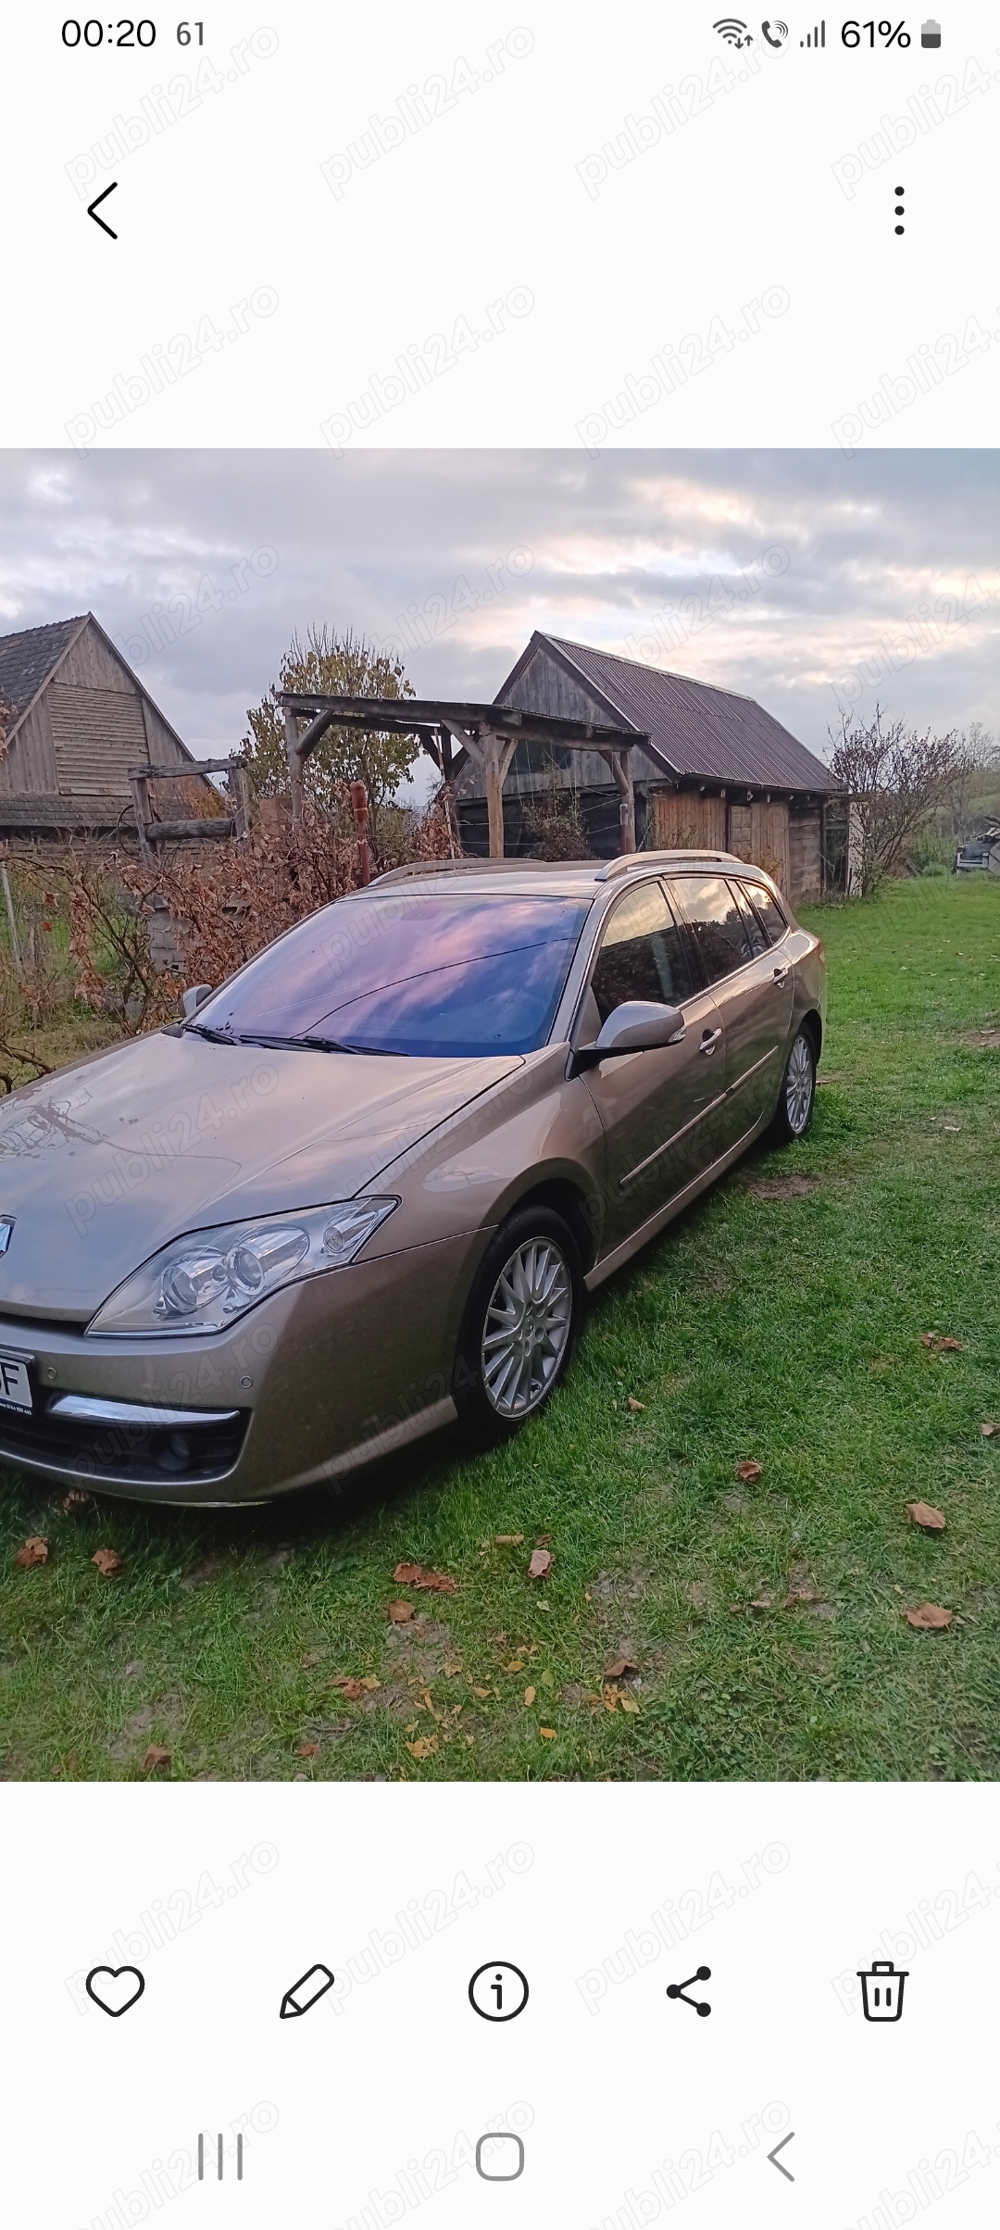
left=277, top=693, right=646, bottom=856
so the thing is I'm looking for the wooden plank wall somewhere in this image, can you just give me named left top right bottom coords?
left=650, top=790, right=727, bottom=850
left=789, top=807, right=822, bottom=901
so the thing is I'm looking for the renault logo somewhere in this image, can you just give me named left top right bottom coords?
left=0, top=1219, right=15, bottom=1255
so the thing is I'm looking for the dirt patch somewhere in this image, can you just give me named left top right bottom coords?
left=591, top=1569, right=649, bottom=1604
left=747, top=1175, right=820, bottom=1200
left=383, top=1614, right=456, bottom=1682
left=960, top=1028, right=1000, bottom=1049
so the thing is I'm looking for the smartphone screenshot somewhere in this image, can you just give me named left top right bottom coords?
left=1, top=3, right=999, bottom=2225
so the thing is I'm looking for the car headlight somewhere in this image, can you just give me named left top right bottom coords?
left=86, top=1198, right=398, bottom=1337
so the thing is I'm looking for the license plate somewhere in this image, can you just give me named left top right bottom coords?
left=0, top=1351, right=33, bottom=1414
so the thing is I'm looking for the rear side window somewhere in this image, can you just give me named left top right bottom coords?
left=741, top=880, right=788, bottom=947
left=666, top=874, right=751, bottom=986
left=590, top=880, right=693, bottom=1023
left=728, top=879, right=769, bottom=959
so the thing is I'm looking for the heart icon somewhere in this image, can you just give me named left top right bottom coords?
left=85, top=1965, right=146, bottom=2018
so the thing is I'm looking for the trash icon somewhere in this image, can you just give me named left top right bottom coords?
left=857, top=1958, right=908, bottom=2022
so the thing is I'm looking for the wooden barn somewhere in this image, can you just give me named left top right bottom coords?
left=455, top=631, right=840, bottom=903
left=0, top=613, right=198, bottom=840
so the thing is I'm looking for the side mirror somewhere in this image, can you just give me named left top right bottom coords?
left=181, top=983, right=214, bottom=1019
left=574, top=1000, right=686, bottom=1070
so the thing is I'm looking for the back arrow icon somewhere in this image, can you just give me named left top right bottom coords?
left=88, top=182, right=118, bottom=238
left=768, top=2132, right=795, bottom=2183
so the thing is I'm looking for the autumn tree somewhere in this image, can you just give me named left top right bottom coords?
left=243, top=626, right=418, bottom=835
left=828, top=707, right=971, bottom=894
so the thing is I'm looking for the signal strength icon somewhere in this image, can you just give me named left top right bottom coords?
left=714, top=17, right=752, bottom=45
left=800, top=17, right=826, bottom=40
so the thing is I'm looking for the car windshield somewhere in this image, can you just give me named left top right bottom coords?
left=195, top=892, right=592, bottom=1057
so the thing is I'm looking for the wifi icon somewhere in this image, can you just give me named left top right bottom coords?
left=714, top=16, right=751, bottom=43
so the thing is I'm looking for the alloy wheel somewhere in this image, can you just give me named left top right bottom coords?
left=785, top=1033, right=814, bottom=1133
left=480, top=1237, right=573, bottom=1419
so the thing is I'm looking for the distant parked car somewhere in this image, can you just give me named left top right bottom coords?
left=954, top=821, right=1000, bottom=874
left=0, top=851, right=825, bottom=1504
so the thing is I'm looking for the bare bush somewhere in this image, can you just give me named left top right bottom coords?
left=828, top=707, right=971, bottom=895
left=523, top=777, right=592, bottom=861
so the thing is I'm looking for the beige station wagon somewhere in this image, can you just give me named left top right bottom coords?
left=0, top=851, right=825, bottom=1502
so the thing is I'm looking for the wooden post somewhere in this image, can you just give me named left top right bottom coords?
left=283, top=706, right=304, bottom=826
left=129, top=770, right=155, bottom=864
left=230, top=762, right=251, bottom=841
left=349, top=780, right=371, bottom=886
left=599, top=748, right=636, bottom=854
left=1, top=866, right=22, bottom=976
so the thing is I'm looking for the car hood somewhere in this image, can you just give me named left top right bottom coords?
left=0, top=1031, right=522, bottom=1318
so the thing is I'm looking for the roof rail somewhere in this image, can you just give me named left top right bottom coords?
left=594, top=848, right=743, bottom=882
left=372, top=857, right=593, bottom=885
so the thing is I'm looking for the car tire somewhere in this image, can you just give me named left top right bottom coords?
left=453, top=1206, right=584, bottom=1444
left=770, top=1027, right=817, bottom=1145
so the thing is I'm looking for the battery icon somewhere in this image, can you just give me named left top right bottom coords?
left=920, top=18, right=941, bottom=44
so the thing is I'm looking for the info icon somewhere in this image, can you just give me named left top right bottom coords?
left=468, top=1961, right=529, bottom=2021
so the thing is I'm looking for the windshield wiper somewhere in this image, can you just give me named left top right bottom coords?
left=233, top=1032, right=366, bottom=1055
left=182, top=1022, right=238, bottom=1044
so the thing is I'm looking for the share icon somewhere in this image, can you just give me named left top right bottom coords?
left=666, top=1965, right=712, bottom=2017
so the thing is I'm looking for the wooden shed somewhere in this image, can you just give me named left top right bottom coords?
left=0, top=613, right=198, bottom=840
left=455, top=631, right=840, bottom=903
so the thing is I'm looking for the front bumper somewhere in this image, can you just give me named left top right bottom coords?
left=0, top=1227, right=487, bottom=1504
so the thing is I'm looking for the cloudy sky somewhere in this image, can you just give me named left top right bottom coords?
left=1, top=450, right=998, bottom=798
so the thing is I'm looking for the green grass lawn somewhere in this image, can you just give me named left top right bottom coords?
left=2, top=873, right=1000, bottom=1783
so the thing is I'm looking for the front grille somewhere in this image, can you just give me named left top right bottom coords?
left=0, top=1403, right=249, bottom=1485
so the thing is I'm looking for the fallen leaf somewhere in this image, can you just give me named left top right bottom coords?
left=980, top=1422, right=1000, bottom=1438
left=536, top=1532, right=552, bottom=1545
left=15, top=1535, right=49, bottom=1568
left=736, top=1460, right=763, bottom=1483
left=540, top=1669, right=555, bottom=1687
left=494, top=1533, right=524, bottom=1545
left=141, top=1744, right=171, bottom=1771
left=749, top=1594, right=773, bottom=1613
left=528, top=1548, right=554, bottom=1580
left=604, top=1689, right=620, bottom=1711
left=921, top=1333, right=963, bottom=1352
left=524, top=1685, right=536, bottom=1706
left=906, top=1501, right=946, bottom=1532
left=67, top=1752, right=79, bottom=1772
left=332, top=1679, right=365, bottom=1702
left=782, top=1586, right=820, bottom=1608
left=904, top=1602, right=953, bottom=1630
left=294, top=1741, right=320, bottom=1758
left=619, top=1694, right=641, bottom=1715
left=604, top=1655, right=638, bottom=1681
left=539, top=1727, right=557, bottom=1739
left=393, top=1562, right=456, bottom=1592
left=61, top=1490, right=91, bottom=1516
left=406, top=1736, right=438, bottom=1759
left=472, top=1686, right=490, bottom=1699
left=627, top=1396, right=645, bottom=1412
left=920, top=1332, right=937, bottom=1347
left=91, top=1548, right=123, bottom=1578
left=387, top=1600, right=414, bottom=1623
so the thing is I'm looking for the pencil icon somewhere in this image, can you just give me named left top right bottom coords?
left=279, top=1963, right=335, bottom=2019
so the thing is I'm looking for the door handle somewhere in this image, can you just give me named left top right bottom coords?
left=699, top=1027, right=722, bottom=1055
left=773, top=966, right=789, bottom=985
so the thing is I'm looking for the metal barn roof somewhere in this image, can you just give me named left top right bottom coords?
left=497, top=632, right=837, bottom=795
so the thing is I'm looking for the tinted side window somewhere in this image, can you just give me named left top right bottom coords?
left=728, top=879, right=769, bottom=959
left=590, top=880, right=693, bottom=1023
left=741, top=880, right=788, bottom=947
left=667, top=875, right=751, bottom=987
